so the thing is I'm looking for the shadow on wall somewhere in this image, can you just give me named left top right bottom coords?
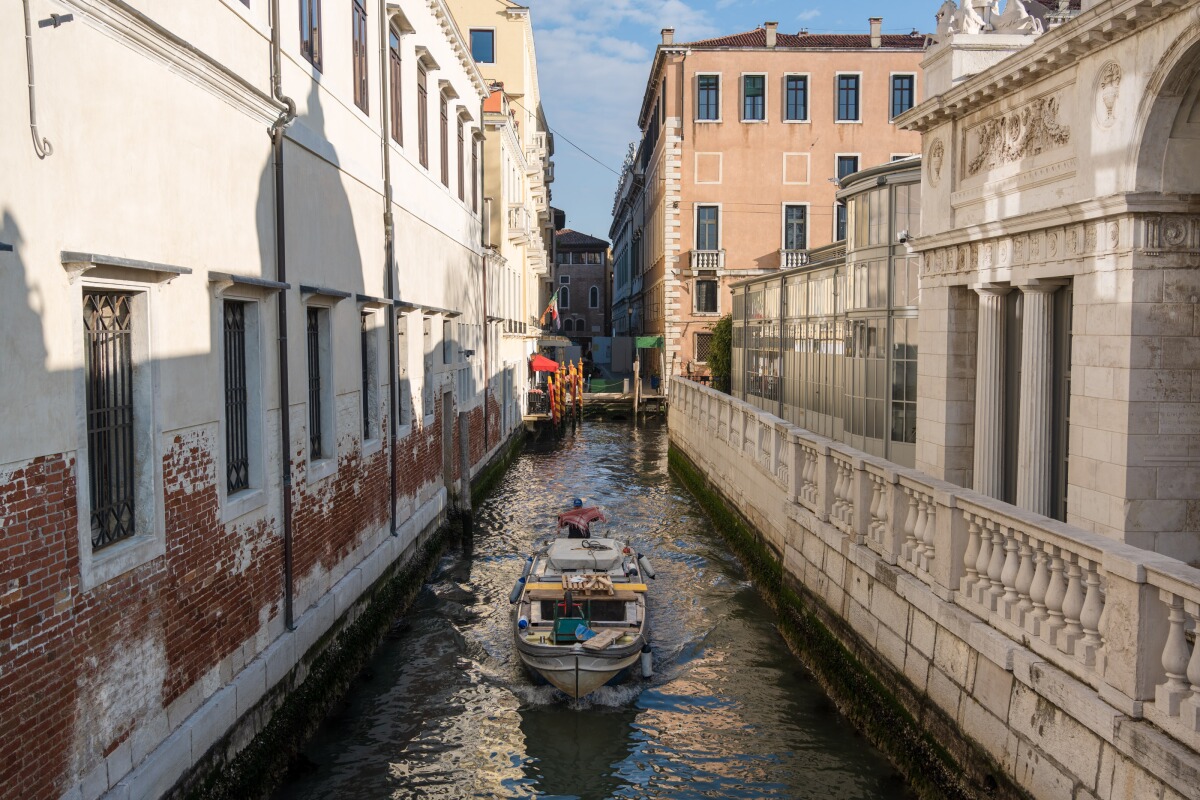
left=0, top=210, right=51, bottom=461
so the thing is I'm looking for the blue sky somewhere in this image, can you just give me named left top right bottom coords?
left=526, top=0, right=932, bottom=242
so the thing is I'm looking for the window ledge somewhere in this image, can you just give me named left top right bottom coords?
left=363, top=438, right=383, bottom=458
left=223, top=487, right=267, bottom=524
left=83, top=533, right=164, bottom=591
left=694, top=119, right=722, bottom=124
left=740, top=119, right=768, bottom=124
left=307, top=456, right=338, bottom=484
left=783, top=119, right=810, bottom=124
left=422, top=413, right=436, bottom=429
left=835, top=120, right=863, bottom=125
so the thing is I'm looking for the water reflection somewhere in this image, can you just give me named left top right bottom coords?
left=275, top=420, right=912, bottom=800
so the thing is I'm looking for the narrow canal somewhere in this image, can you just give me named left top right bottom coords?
left=275, top=419, right=912, bottom=799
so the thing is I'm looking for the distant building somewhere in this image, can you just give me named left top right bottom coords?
left=554, top=230, right=612, bottom=342
left=611, top=19, right=926, bottom=383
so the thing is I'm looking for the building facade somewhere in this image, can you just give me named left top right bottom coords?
left=554, top=229, right=612, bottom=342
left=611, top=20, right=926, bottom=384
left=1, top=1, right=520, bottom=797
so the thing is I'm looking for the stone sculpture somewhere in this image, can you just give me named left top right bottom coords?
left=934, top=0, right=1047, bottom=40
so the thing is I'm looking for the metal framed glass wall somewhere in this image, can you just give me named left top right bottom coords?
left=731, top=159, right=922, bottom=467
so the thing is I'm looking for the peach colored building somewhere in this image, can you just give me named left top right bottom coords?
left=612, top=20, right=926, bottom=383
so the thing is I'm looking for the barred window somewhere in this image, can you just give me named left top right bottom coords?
left=224, top=301, right=251, bottom=494
left=695, top=332, right=714, bottom=363
left=397, top=314, right=411, bottom=427
left=307, top=307, right=331, bottom=459
left=423, top=316, right=434, bottom=413
left=361, top=312, right=379, bottom=441
left=84, top=291, right=136, bottom=549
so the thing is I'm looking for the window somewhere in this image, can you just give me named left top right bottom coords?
left=443, top=319, right=453, bottom=364
left=660, top=79, right=666, bottom=123
left=835, top=156, right=859, bottom=240
left=695, top=332, right=714, bottom=363
left=891, top=318, right=918, bottom=444
left=785, top=75, right=808, bottom=121
left=589, top=286, right=599, bottom=308
left=457, top=119, right=465, bottom=201
left=563, top=318, right=574, bottom=333
left=471, top=137, right=478, bottom=213
left=397, top=314, right=411, bottom=427
left=891, top=74, right=915, bottom=119
left=696, top=205, right=719, bottom=250
left=306, top=307, right=332, bottom=460
left=470, top=29, right=495, bottom=63
left=742, top=75, right=765, bottom=121
left=84, top=290, right=136, bottom=549
left=440, top=94, right=449, bottom=187
left=417, top=65, right=428, bottom=168
left=837, top=155, right=860, bottom=180
left=352, top=0, right=368, bottom=113
left=299, top=0, right=322, bottom=71
left=224, top=301, right=251, bottom=494
left=559, top=274, right=570, bottom=284
left=695, top=279, right=718, bottom=313
left=388, top=29, right=402, bottom=145
left=836, top=74, right=860, bottom=122
left=361, top=312, right=379, bottom=441
left=422, top=316, right=434, bottom=413
left=697, top=75, right=720, bottom=121
left=784, top=205, right=807, bottom=251
left=559, top=286, right=570, bottom=308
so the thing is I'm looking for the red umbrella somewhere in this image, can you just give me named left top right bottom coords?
left=530, top=354, right=558, bottom=372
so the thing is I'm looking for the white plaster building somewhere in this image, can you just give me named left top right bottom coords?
left=1, top=1, right=520, bottom=797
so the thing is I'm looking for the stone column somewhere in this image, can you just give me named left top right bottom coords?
left=1016, top=283, right=1058, bottom=517
left=972, top=285, right=1010, bottom=499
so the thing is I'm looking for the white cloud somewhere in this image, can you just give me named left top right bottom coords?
left=797, top=9, right=821, bottom=22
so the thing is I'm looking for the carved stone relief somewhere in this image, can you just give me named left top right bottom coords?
left=1094, top=61, right=1122, bottom=130
left=1142, top=215, right=1200, bottom=254
left=964, top=94, right=1071, bottom=176
left=928, top=138, right=945, bottom=187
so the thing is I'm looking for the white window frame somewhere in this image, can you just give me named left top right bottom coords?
left=781, top=202, right=810, bottom=251
left=305, top=303, right=337, bottom=483
left=360, top=309, right=383, bottom=455
left=782, top=72, right=810, bottom=123
left=835, top=152, right=862, bottom=183
left=740, top=72, right=768, bottom=123
left=72, top=278, right=165, bottom=591
left=395, top=310, right=413, bottom=437
left=835, top=71, right=863, bottom=124
left=218, top=293, right=268, bottom=522
left=694, top=202, right=722, bottom=251
left=889, top=72, right=918, bottom=121
left=469, top=27, right=496, bottom=64
left=695, top=72, right=722, bottom=123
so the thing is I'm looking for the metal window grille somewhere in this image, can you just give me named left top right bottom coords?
left=299, top=0, right=322, bottom=71
left=361, top=312, right=371, bottom=439
left=352, top=0, right=369, bottom=113
left=84, top=291, right=135, bottom=549
left=389, top=30, right=403, bottom=145
left=224, top=301, right=251, bottom=494
left=695, top=332, right=714, bottom=363
left=837, top=75, right=859, bottom=121
left=307, top=308, right=324, bottom=459
left=786, top=75, right=807, bottom=120
left=697, top=75, right=719, bottom=120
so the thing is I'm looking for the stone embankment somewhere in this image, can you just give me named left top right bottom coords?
left=669, top=377, right=1200, bottom=800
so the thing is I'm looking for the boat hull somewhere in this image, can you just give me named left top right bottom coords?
left=515, top=635, right=646, bottom=698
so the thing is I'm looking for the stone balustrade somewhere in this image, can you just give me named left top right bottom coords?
left=670, top=377, right=1200, bottom=793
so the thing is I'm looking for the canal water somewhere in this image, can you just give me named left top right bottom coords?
left=275, top=420, right=912, bottom=799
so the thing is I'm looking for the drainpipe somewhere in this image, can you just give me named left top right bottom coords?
left=379, top=0, right=398, bottom=537
left=480, top=94, right=490, bottom=453
left=270, top=0, right=298, bottom=630
left=22, top=0, right=53, bottom=158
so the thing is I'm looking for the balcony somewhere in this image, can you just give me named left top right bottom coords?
left=545, top=160, right=555, bottom=184
left=507, top=204, right=532, bottom=243
left=690, top=249, right=725, bottom=272
left=779, top=249, right=811, bottom=269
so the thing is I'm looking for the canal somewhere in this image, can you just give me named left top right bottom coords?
left=275, top=419, right=913, bottom=799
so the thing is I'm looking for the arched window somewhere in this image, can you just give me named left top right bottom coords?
left=563, top=318, right=573, bottom=332
left=558, top=286, right=570, bottom=309
left=589, top=286, right=599, bottom=308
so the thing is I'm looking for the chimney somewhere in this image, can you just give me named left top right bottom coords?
left=869, top=17, right=882, bottom=48
left=765, top=21, right=778, bottom=48
left=661, top=28, right=674, bottom=45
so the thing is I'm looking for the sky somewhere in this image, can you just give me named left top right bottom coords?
left=526, top=0, right=933, bottom=242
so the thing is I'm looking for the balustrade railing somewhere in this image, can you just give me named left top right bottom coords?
left=668, top=377, right=1200, bottom=754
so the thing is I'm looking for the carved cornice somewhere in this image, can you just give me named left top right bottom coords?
left=897, top=0, right=1190, bottom=134
left=962, top=94, right=1070, bottom=176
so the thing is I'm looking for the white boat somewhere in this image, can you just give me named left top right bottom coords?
left=511, top=507, right=654, bottom=698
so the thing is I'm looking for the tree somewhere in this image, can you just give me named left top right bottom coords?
left=708, top=314, right=733, bottom=393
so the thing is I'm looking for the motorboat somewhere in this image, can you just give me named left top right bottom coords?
left=510, top=506, right=655, bottom=698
